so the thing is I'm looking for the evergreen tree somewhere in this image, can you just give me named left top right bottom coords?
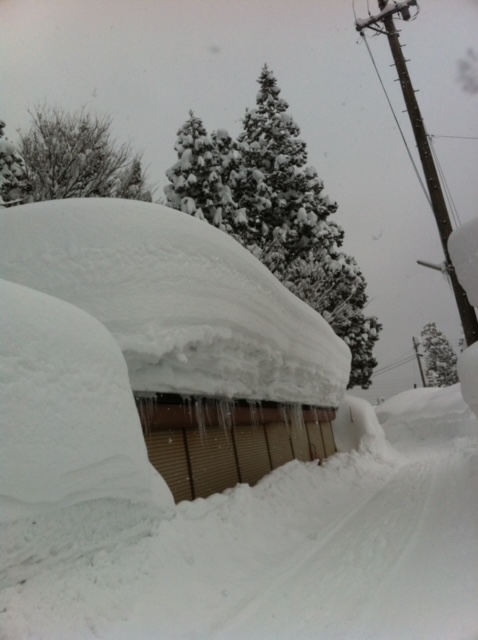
left=164, top=66, right=382, bottom=389
left=164, top=111, right=235, bottom=229
left=420, top=322, right=459, bottom=387
left=0, top=119, right=32, bottom=207
left=113, top=156, right=152, bottom=202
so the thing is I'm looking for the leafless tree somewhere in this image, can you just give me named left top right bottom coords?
left=19, top=105, right=139, bottom=201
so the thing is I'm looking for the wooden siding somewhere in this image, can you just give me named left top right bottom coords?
left=306, top=422, right=326, bottom=461
left=320, top=421, right=337, bottom=457
left=289, top=425, right=311, bottom=462
left=186, top=427, right=239, bottom=499
left=136, top=395, right=337, bottom=503
left=233, top=424, right=272, bottom=486
left=144, top=430, right=193, bottom=502
left=265, top=423, right=294, bottom=469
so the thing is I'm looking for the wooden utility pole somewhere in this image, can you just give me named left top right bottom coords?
left=412, top=336, right=427, bottom=387
left=356, top=1, right=478, bottom=347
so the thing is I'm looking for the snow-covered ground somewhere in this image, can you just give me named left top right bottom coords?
left=1, top=385, right=477, bottom=640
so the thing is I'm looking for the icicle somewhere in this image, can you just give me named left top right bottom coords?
left=181, top=395, right=193, bottom=423
left=291, top=403, right=306, bottom=432
left=217, top=399, right=235, bottom=434
left=247, top=400, right=259, bottom=429
left=194, top=397, right=206, bottom=440
left=279, top=403, right=290, bottom=431
left=312, top=407, right=320, bottom=425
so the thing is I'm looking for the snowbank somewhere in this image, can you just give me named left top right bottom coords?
left=376, top=385, right=478, bottom=445
left=458, top=342, right=478, bottom=418
left=0, top=198, right=351, bottom=407
left=448, top=217, right=478, bottom=419
left=0, top=279, right=174, bottom=588
left=332, top=395, right=396, bottom=461
left=448, top=217, right=478, bottom=307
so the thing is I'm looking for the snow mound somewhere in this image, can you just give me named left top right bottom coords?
left=0, top=279, right=174, bottom=588
left=332, top=395, right=397, bottom=462
left=449, top=218, right=478, bottom=420
left=448, top=217, right=478, bottom=307
left=458, top=342, right=478, bottom=419
left=376, top=385, right=478, bottom=446
left=0, top=198, right=351, bottom=407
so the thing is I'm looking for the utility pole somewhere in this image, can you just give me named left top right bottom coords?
left=412, top=336, right=427, bottom=387
left=355, top=1, right=478, bottom=347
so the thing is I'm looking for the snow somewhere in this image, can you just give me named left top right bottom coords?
left=0, top=198, right=351, bottom=407
left=1, top=385, right=477, bottom=639
left=333, top=395, right=396, bottom=461
left=449, top=216, right=478, bottom=419
left=0, top=279, right=174, bottom=588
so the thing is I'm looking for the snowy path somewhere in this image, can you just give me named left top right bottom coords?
left=2, top=434, right=477, bottom=640
left=210, top=439, right=478, bottom=639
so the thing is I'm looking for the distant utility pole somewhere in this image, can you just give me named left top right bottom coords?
left=412, top=336, right=427, bottom=387
left=355, top=0, right=478, bottom=347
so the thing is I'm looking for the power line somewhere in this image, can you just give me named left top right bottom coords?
left=372, top=355, right=416, bottom=377
left=428, top=135, right=461, bottom=227
left=360, top=32, right=433, bottom=209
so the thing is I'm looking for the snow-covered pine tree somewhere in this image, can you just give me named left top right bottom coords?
left=232, top=65, right=380, bottom=388
left=114, top=156, right=152, bottom=202
left=0, top=120, right=32, bottom=207
left=420, top=322, right=459, bottom=387
left=164, top=67, right=382, bottom=388
left=164, top=111, right=236, bottom=229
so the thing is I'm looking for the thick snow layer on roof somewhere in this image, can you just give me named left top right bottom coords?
left=0, top=198, right=351, bottom=407
left=0, top=279, right=174, bottom=586
left=449, top=217, right=478, bottom=419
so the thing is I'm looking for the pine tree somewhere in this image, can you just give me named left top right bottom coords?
left=420, top=322, right=459, bottom=387
left=164, top=67, right=382, bottom=389
left=0, top=119, right=32, bottom=207
left=233, top=65, right=381, bottom=389
left=114, top=156, right=152, bottom=202
left=164, top=111, right=234, bottom=228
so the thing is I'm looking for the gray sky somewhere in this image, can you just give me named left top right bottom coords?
left=1, top=0, right=477, bottom=401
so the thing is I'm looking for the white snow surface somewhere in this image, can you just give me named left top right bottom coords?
left=332, top=394, right=396, bottom=461
left=0, top=279, right=174, bottom=588
left=1, top=385, right=477, bottom=639
left=0, top=198, right=350, bottom=407
left=449, top=216, right=478, bottom=307
left=449, top=217, right=478, bottom=419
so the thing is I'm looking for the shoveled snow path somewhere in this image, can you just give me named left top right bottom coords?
left=210, top=439, right=478, bottom=640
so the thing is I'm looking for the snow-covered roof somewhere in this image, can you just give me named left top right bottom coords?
left=0, top=198, right=351, bottom=406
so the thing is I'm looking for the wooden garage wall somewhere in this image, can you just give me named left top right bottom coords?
left=136, top=395, right=337, bottom=503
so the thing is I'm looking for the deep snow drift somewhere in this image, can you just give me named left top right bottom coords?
left=0, top=279, right=173, bottom=588
left=1, top=385, right=477, bottom=639
left=0, top=198, right=350, bottom=407
left=449, top=216, right=478, bottom=419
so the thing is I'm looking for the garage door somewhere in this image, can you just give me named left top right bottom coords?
left=233, top=424, right=272, bottom=486
left=289, top=425, right=311, bottom=462
left=144, top=429, right=193, bottom=503
left=306, top=422, right=326, bottom=460
left=265, top=423, right=294, bottom=469
left=187, top=427, right=240, bottom=499
left=320, top=421, right=337, bottom=457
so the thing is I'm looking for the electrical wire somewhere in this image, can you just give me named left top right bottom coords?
left=360, top=32, right=433, bottom=210
left=372, top=355, right=417, bottom=377
left=428, top=135, right=461, bottom=227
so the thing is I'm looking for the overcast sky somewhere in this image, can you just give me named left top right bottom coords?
left=1, top=0, right=477, bottom=401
